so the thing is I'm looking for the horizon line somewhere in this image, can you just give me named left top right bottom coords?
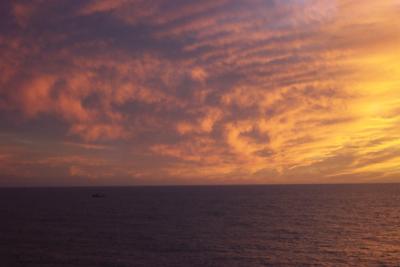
left=1, top=181, right=399, bottom=189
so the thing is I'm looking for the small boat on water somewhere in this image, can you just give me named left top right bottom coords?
left=91, top=193, right=106, bottom=198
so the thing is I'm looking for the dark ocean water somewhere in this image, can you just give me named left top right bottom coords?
left=0, top=184, right=399, bottom=267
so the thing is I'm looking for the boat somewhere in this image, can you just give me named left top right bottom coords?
left=91, top=193, right=106, bottom=198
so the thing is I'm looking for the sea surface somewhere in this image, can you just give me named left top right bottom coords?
left=0, top=184, right=399, bottom=267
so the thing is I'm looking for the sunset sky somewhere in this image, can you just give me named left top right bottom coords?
left=1, top=0, right=400, bottom=186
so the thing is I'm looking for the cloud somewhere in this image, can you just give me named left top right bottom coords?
left=12, top=1, right=37, bottom=28
left=0, top=0, right=400, bottom=184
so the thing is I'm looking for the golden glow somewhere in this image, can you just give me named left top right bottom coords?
left=1, top=0, right=400, bottom=185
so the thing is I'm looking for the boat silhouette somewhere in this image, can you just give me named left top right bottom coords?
left=91, top=193, right=106, bottom=198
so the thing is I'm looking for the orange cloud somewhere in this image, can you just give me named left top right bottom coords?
left=12, top=2, right=37, bottom=28
left=19, top=75, right=56, bottom=117
left=1, top=0, right=400, bottom=185
left=69, top=123, right=127, bottom=142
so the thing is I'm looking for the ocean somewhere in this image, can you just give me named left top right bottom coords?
left=0, top=184, right=399, bottom=266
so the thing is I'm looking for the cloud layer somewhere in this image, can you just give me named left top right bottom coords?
left=1, top=0, right=400, bottom=185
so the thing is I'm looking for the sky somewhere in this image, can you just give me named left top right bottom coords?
left=0, top=0, right=400, bottom=186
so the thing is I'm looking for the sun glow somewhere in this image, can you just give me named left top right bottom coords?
left=1, top=0, right=400, bottom=185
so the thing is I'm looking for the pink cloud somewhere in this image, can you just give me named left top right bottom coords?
left=1, top=0, right=400, bottom=184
